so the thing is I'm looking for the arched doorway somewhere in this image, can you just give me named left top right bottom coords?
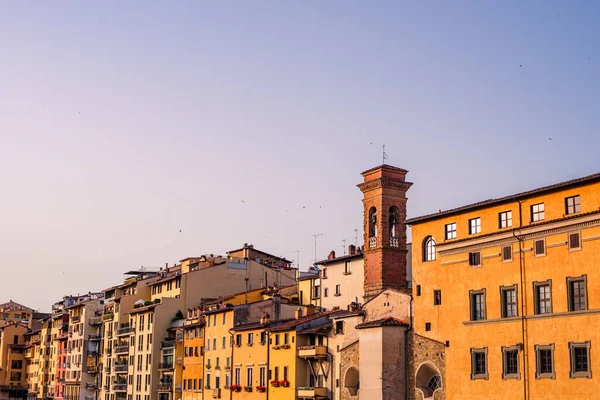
left=415, top=363, right=442, bottom=399
left=344, top=366, right=359, bottom=396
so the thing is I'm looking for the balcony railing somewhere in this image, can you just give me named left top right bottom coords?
left=114, top=345, right=129, bottom=355
left=89, top=317, right=102, bottom=326
left=390, top=237, right=399, bottom=247
left=85, top=383, right=98, bottom=391
left=88, top=334, right=101, bottom=341
left=113, top=383, right=127, bottom=392
left=114, top=364, right=129, bottom=373
left=157, top=384, right=172, bottom=392
left=102, top=313, right=114, bottom=322
left=158, top=362, right=174, bottom=370
left=71, top=316, right=81, bottom=323
left=297, top=345, right=327, bottom=359
left=369, top=237, right=377, bottom=248
left=161, top=340, right=176, bottom=349
left=86, top=366, right=99, bottom=374
left=297, top=387, right=327, bottom=398
left=116, top=326, right=135, bottom=336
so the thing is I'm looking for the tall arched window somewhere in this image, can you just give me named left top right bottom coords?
left=423, top=236, right=436, bottom=261
left=389, top=206, right=399, bottom=238
left=368, top=207, right=378, bottom=238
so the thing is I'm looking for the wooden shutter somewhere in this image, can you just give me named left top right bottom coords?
left=569, top=233, right=581, bottom=250
left=502, top=246, right=512, bottom=261
left=534, top=240, right=545, bottom=256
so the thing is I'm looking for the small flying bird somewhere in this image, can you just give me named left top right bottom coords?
left=548, top=137, right=552, bottom=140
left=370, top=142, right=373, bottom=145
left=179, top=230, right=182, bottom=232
left=302, top=206, right=306, bottom=209
left=241, top=200, right=245, bottom=203
left=519, top=64, right=523, bottom=67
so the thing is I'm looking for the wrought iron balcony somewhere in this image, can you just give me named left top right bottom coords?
left=114, top=345, right=129, bottom=355
left=157, top=384, right=172, bottom=392
left=89, top=317, right=102, bottom=326
left=113, top=383, right=127, bottom=392
left=116, top=326, right=135, bottom=336
left=114, top=364, right=129, bottom=373
left=158, top=362, right=174, bottom=370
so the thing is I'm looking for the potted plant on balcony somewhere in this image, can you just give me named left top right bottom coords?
left=256, top=385, right=266, bottom=392
left=270, top=380, right=279, bottom=387
left=229, top=384, right=241, bottom=392
left=282, top=344, right=291, bottom=349
left=272, top=345, right=280, bottom=350
left=280, top=380, right=290, bottom=387
left=244, top=386, right=252, bottom=392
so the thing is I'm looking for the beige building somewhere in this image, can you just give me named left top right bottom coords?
left=0, top=322, right=29, bottom=400
left=0, top=301, right=34, bottom=327
left=317, top=248, right=365, bottom=311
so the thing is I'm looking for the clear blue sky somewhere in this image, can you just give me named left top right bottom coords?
left=1, top=2, right=598, bottom=311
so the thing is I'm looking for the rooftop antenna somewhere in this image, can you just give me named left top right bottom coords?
left=353, top=229, right=359, bottom=246
left=341, top=239, right=347, bottom=255
left=294, top=250, right=300, bottom=269
left=310, top=233, right=323, bottom=263
left=382, top=144, right=388, bottom=165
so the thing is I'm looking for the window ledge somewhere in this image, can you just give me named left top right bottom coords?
left=334, top=294, right=341, bottom=297
left=343, top=272, right=352, bottom=275
left=463, top=309, right=600, bottom=326
left=463, top=317, right=520, bottom=326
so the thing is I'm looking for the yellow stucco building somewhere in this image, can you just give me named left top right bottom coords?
left=408, top=172, right=600, bottom=399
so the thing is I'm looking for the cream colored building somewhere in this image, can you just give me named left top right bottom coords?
left=317, top=248, right=365, bottom=311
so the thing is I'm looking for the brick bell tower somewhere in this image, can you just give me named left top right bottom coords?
left=358, top=164, right=412, bottom=301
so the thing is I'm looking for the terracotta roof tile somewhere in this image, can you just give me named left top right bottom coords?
left=355, top=317, right=409, bottom=329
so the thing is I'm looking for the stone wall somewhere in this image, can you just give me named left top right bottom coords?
left=339, top=341, right=359, bottom=400
left=407, top=333, right=446, bottom=400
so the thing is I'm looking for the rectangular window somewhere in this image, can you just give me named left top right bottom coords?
left=534, top=239, right=545, bottom=257
left=433, top=290, right=441, bottom=306
left=569, top=341, right=591, bottom=378
left=469, top=252, right=481, bottom=267
left=212, top=338, right=216, bottom=350
left=344, top=262, right=351, bottom=274
left=425, top=322, right=431, bottom=331
left=223, top=313, right=226, bottom=325
left=222, top=336, right=226, bottom=349
left=335, top=285, right=341, bottom=296
left=470, top=289, right=486, bottom=321
left=260, top=332, right=267, bottom=344
left=275, top=334, right=280, bottom=346
left=502, top=346, right=520, bottom=379
left=567, top=276, right=587, bottom=311
left=531, top=203, right=545, bottom=222
left=565, top=195, right=581, bottom=215
left=259, top=367, right=266, bottom=386
left=416, top=285, right=421, bottom=296
left=234, top=367, right=241, bottom=385
left=235, top=334, right=242, bottom=347
left=324, top=288, right=329, bottom=297
left=499, top=211, right=512, bottom=229
left=469, top=218, right=481, bottom=235
left=206, top=373, right=211, bottom=389
left=534, top=281, right=552, bottom=315
left=470, top=348, right=488, bottom=380
left=313, top=285, right=320, bottom=298
left=225, top=374, right=230, bottom=388
left=502, top=245, right=513, bottom=262
left=274, top=367, right=279, bottom=381
left=215, top=376, right=220, bottom=389
left=322, top=268, right=327, bottom=279
left=535, top=344, right=555, bottom=379
left=445, top=223, right=457, bottom=240
left=284, top=333, right=289, bottom=345
left=248, top=333, right=254, bottom=345
left=568, top=232, right=581, bottom=251
left=501, top=285, right=518, bottom=318
left=283, top=366, right=288, bottom=381
left=246, top=367, right=253, bottom=387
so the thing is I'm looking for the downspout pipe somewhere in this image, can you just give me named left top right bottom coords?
left=228, top=329, right=235, bottom=400
left=405, top=294, right=413, bottom=400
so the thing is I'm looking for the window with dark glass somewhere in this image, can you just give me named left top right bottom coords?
left=502, top=245, right=513, bottom=262
left=501, top=285, right=517, bottom=318
left=445, top=223, right=457, bottom=240
left=568, top=232, right=581, bottom=251
left=470, top=290, right=486, bottom=321
left=534, top=239, right=545, bottom=257
left=434, top=290, right=441, bottom=306
left=469, top=252, right=481, bottom=267
left=499, top=211, right=512, bottom=229
left=531, top=203, right=545, bottom=222
left=534, top=281, right=552, bottom=314
left=470, top=348, right=488, bottom=380
left=569, top=341, right=591, bottom=378
left=469, top=218, right=481, bottom=235
left=502, top=346, right=520, bottom=379
left=565, top=195, right=581, bottom=215
left=567, top=276, right=587, bottom=311
left=535, top=344, right=555, bottom=379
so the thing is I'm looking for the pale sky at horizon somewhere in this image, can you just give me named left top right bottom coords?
left=1, top=1, right=599, bottom=311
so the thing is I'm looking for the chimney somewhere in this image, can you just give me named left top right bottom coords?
left=295, top=308, right=303, bottom=319
left=348, top=245, right=356, bottom=255
left=328, top=250, right=336, bottom=260
left=273, top=294, right=281, bottom=321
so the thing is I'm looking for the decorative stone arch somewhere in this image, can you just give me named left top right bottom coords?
left=415, top=362, right=442, bottom=400
left=343, top=366, right=359, bottom=397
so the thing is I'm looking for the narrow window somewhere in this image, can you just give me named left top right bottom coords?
left=423, top=236, right=436, bottom=262
left=335, top=321, right=344, bottom=335
left=499, top=211, right=513, bottom=229
left=322, top=268, right=327, bottom=279
left=469, top=252, right=481, bottom=267
left=534, top=239, right=546, bottom=257
left=416, top=285, right=421, bottom=296
left=259, top=366, right=266, bottom=386
left=569, top=341, right=591, bottom=378
left=344, top=262, right=351, bottom=274
left=565, top=195, right=581, bottom=215
left=469, top=218, right=481, bottom=235
left=433, top=290, right=441, bottom=306
left=248, top=333, right=254, bottom=345
left=567, top=275, right=587, bottom=311
left=534, top=281, right=552, bottom=315
left=502, top=346, right=520, bottom=379
left=246, top=367, right=253, bottom=387
left=324, top=288, right=329, bottom=297
left=368, top=207, right=378, bottom=241
left=531, top=203, right=545, bottom=222
left=470, top=348, right=488, bottom=380
left=470, top=289, right=486, bottom=321
left=502, top=245, right=513, bottom=262
left=335, top=285, right=341, bottom=296
left=501, top=285, right=518, bottom=318
left=568, top=232, right=581, bottom=251
left=445, top=223, right=457, bottom=240
left=535, top=344, right=555, bottom=379
left=425, top=322, right=431, bottom=331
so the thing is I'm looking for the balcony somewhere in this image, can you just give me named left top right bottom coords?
left=369, top=237, right=377, bottom=248
left=297, top=345, right=327, bottom=359
left=88, top=334, right=101, bottom=341
left=114, top=345, right=129, bottom=355
left=161, top=340, right=176, bottom=349
left=158, top=362, right=174, bottom=370
left=107, top=331, right=113, bottom=339
left=85, top=383, right=98, bottom=391
left=86, top=365, right=99, bottom=374
left=114, top=364, right=129, bottom=373
left=297, top=387, right=327, bottom=398
left=157, top=384, right=172, bottom=392
left=113, top=383, right=127, bottom=392
left=116, top=326, right=135, bottom=336
left=89, top=317, right=102, bottom=326
left=102, top=313, right=114, bottom=322
left=71, top=316, right=81, bottom=323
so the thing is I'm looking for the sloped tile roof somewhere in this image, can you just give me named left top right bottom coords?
left=355, top=317, right=409, bottom=329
